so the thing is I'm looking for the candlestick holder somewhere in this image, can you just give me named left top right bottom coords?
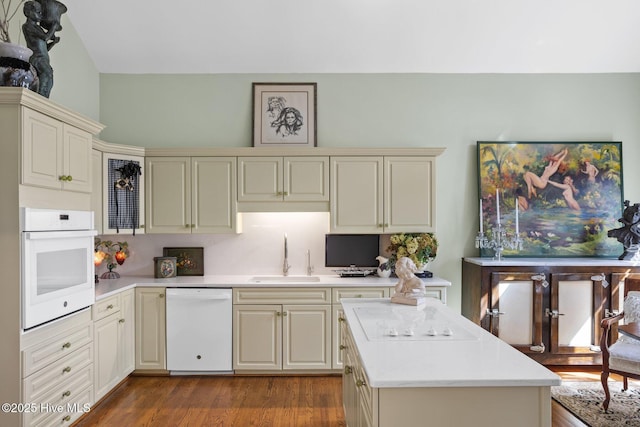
left=475, top=222, right=523, bottom=261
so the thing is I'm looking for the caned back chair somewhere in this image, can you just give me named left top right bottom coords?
left=600, top=277, right=640, bottom=411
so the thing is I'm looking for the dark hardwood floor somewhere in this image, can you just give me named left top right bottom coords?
left=73, top=369, right=604, bottom=426
left=74, top=375, right=346, bottom=427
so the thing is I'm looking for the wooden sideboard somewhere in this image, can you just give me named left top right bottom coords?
left=462, top=257, right=640, bottom=365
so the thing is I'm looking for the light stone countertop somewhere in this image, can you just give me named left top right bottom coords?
left=341, top=297, right=561, bottom=388
left=95, top=274, right=451, bottom=301
left=464, top=256, right=639, bottom=267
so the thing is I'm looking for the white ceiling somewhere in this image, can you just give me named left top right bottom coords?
left=63, top=0, right=640, bottom=74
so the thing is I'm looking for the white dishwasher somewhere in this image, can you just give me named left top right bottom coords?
left=166, top=288, right=233, bottom=373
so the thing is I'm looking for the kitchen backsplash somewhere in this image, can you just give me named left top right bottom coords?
left=96, top=212, right=388, bottom=278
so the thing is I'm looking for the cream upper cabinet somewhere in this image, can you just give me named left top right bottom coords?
left=22, top=108, right=93, bottom=193
left=91, top=149, right=103, bottom=232
left=102, top=152, right=146, bottom=235
left=330, top=156, right=383, bottom=233
left=146, top=157, right=237, bottom=234
left=146, top=157, right=190, bottom=234
left=384, top=156, right=436, bottom=232
left=238, top=156, right=329, bottom=202
left=330, top=156, right=436, bottom=233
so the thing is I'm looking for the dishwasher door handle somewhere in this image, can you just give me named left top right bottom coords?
left=168, top=294, right=231, bottom=301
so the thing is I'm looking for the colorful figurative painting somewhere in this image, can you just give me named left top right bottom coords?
left=477, top=141, right=624, bottom=257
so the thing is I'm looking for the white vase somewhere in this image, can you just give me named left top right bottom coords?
left=0, top=41, right=38, bottom=90
left=0, top=41, right=33, bottom=62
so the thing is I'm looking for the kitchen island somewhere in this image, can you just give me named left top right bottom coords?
left=340, top=298, right=560, bottom=427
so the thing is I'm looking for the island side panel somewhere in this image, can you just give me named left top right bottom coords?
left=378, top=386, right=551, bottom=427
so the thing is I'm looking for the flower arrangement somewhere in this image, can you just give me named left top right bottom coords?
left=387, top=233, right=438, bottom=270
left=0, top=0, right=25, bottom=43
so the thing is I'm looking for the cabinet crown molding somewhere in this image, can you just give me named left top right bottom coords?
left=144, top=147, right=446, bottom=157
left=0, top=88, right=105, bottom=135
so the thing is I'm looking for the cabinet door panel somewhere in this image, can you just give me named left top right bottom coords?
left=284, top=157, right=329, bottom=201
left=550, top=273, right=604, bottom=355
left=62, top=125, right=92, bottom=192
left=192, top=157, right=237, bottom=233
left=384, top=157, right=435, bottom=232
left=94, top=314, right=120, bottom=401
left=145, top=157, right=191, bottom=233
left=283, top=304, right=331, bottom=370
left=490, top=272, right=545, bottom=354
left=135, top=288, right=166, bottom=370
left=330, top=157, right=383, bottom=233
left=238, top=157, right=282, bottom=201
left=233, top=305, right=281, bottom=370
left=22, top=109, right=63, bottom=189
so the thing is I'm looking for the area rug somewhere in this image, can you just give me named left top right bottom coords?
left=551, top=381, right=640, bottom=426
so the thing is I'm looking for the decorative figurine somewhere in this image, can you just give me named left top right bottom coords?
left=390, top=257, right=426, bottom=306
left=608, top=200, right=640, bottom=260
left=376, top=255, right=391, bottom=278
left=22, top=0, right=67, bottom=97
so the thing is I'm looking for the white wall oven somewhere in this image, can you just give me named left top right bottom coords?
left=21, top=208, right=97, bottom=330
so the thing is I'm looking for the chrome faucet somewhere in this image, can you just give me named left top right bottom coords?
left=283, top=233, right=290, bottom=276
left=306, top=249, right=314, bottom=276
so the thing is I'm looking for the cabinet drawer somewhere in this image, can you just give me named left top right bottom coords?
left=93, top=294, right=121, bottom=321
left=29, top=384, right=93, bottom=427
left=332, top=287, right=388, bottom=303
left=23, top=343, right=93, bottom=402
left=23, top=363, right=93, bottom=426
left=234, top=288, right=331, bottom=304
left=22, top=320, right=93, bottom=377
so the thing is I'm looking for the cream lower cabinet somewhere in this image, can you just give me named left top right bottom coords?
left=238, top=156, right=329, bottom=202
left=146, top=157, right=238, bottom=233
left=342, top=320, right=377, bottom=427
left=332, top=288, right=390, bottom=370
left=22, top=108, right=94, bottom=193
left=93, top=289, right=135, bottom=402
left=21, top=309, right=94, bottom=427
left=233, top=288, right=332, bottom=371
left=330, top=156, right=436, bottom=233
left=135, top=287, right=166, bottom=372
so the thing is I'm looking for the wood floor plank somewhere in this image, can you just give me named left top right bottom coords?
left=74, top=372, right=591, bottom=426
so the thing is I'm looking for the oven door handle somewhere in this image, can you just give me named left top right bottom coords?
left=24, top=230, right=98, bottom=240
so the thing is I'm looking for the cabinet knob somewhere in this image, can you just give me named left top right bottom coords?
left=67, top=175, right=73, bottom=182
left=356, top=379, right=365, bottom=387
left=119, top=318, right=125, bottom=323
left=62, top=366, right=72, bottom=374
left=191, top=224, right=195, bottom=228
left=340, top=344, right=346, bottom=350
left=282, top=311, right=288, bottom=317
left=338, top=317, right=345, bottom=322
left=140, top=224, right=145, bottom=228
left=185, top=224, right=190, bottom=228
left=62, top=390, right=71, bottom=398
left=159, top=294, right=164, bottom=298
left=106, top=304, right=114, bottom=310
left=283, top=191, right=289, bottom=196
left=344, top=365, right=353, bottom=375
left=62, top=342, right=71, bottom=349
left=62, top=415, right=71, bottom=422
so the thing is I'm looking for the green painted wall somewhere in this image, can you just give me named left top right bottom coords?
left=5, top=13, right=100, bottom=121
left=99, top=72, right=640, bottom=310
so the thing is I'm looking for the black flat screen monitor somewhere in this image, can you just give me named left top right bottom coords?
left=325, top=234, right=380, bottom=268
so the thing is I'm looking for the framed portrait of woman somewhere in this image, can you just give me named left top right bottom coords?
left=477, top=141, right=624, bottom=257
left=252, top=82, right=317, bottom=147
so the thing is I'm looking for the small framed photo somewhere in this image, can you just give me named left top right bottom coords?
left=252, top=82, right=317, bottom=147
left=162, top=247, right=204, bottom=276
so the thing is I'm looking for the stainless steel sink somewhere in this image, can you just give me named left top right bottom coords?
left=250, top=276, right=320, bottom=283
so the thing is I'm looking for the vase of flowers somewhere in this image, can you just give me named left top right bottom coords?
left=387, top=233, right=438, bottom=272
